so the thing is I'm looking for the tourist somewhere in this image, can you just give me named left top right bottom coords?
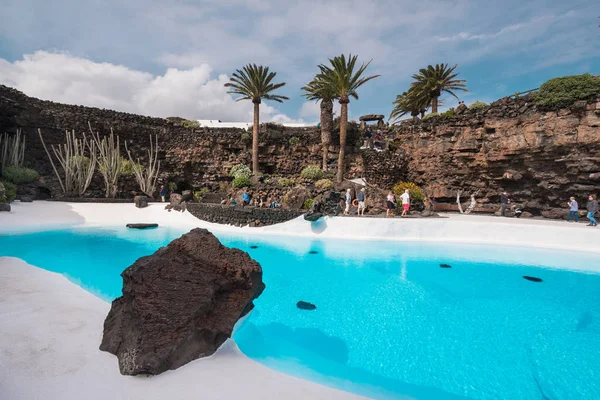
left=400, top=189, right=410, bottom=217
left=586, top=194, right=598, bottom=227
left=374, top=131, right=384, bottom=151
left=386, top=191, right=396, bottom=217
left=567, top=196, right=579, bottom=222
left=159, top=185, right=167, bottom=202
left=357, top=188, right=366, bottom=216
left=242, top=190, right=250, bottom=207
left=344, top=189, right=352, bottom=215
left=500, top=191, right=510, bottom=217
left=229, top=197, right=238, bottom=206
left=362, top=128, right=373, bottom=149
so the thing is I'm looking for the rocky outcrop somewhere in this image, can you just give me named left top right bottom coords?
left=392, top=95, right=600, bottom=214
left=99, top=228, right=265, bottom=375
left=133, top=195, right=148, bottom=208
left=0, top=203, right=10, bottom=212
left=282, top=185, right=310, bottom=210
left=186, top=203, right=303, bottom=227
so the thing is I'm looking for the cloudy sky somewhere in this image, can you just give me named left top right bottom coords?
left=0, top=0, right=598, bottom=123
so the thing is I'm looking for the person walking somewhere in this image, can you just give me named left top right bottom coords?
left=567, top=197, right=579, bottom=222
left=586, top=194, right=598, bottom=226
left=400, top=189, right=410, bottom=217
left=159, top=185, right=167, bottom=202
left=357, top=188, right=366, bottom=216
left=386, top=191, right=396, bottom=217
left=344, top=188, right=352, bottom=215
left=500, top=191, right=510, bottom=217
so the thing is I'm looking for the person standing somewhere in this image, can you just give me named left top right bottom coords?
left=400, top=189, right=410, bottom=217
left=586, top=194, right=598, bottom=226
left=344, top=189, right=352, bottom=215
left=242, top=190, right=250, bottom=207
left=567, top=197, right=579, bottom=222
left=386, top=191, right=396, bottom=217
left=500, top=191, right=510, bottom=217
left=159, top=185, right=167, bottom=202
left=357, top=188, right=366, bottom=216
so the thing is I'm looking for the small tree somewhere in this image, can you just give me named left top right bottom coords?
left=38, top=129, right=97, bottom=196
left=125, top=135, right=161, bottom=197
left=88, top=123, right=122, bottom=198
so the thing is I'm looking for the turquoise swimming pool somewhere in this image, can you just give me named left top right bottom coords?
left=1, top=227, right=599, bottom=399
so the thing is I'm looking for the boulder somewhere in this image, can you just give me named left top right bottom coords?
left=170, top=193, right=182, bottom=206
left=134, top=195, right=148, bottom=208
left=100, top=228, right=265, bottom=375
left=282, top=185, right=310, bottom=210
left=541, top=208, right=566, bottom=220
left=19, top=196, right=33, bottom=202
left=182, top=190, right=193, bottom=202
left=0, top=203, right=10, bottom=212
left=521, top=211, right=534, bottom=218
left=304, top=212, right=323, bottom=222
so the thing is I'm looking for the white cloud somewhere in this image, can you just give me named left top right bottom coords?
left=0, top=51, right=302, bottom=123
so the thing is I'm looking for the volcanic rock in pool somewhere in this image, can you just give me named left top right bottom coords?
left=250, top=245, right=258, bottom=249
left=440, top=263, right=452, bottom=268
left=523, top=276, right=543, bottom=282
left=308, top=250, right=319, bottom=254
left=126, top=223, right=158, bottom=229
left=100, top=228, right=265, bottom=375
left=297, top=301, right=317, bottom=310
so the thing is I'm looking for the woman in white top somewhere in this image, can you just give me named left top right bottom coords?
left=400, top=189, right=410, bottom=216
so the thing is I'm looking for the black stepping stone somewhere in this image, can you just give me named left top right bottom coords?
left=440, top=263, right=452, bottom=268
left=308, top=250, right=319, bottom=254
left=523, top=276, right=542, bottom=282
left=297, top=301, right=317, bottom=310
left=126, top=223, right=158, bottom=229
left=250, top=245, right=258, bottom=249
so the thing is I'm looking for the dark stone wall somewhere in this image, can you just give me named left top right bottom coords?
left=186, top=203, right=303, bottom=227
left=0, top=85, right=405, bottom=197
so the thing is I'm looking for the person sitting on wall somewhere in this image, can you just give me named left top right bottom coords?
left=242, top=190, right=251, bottom=207
left=374, top=131, right=384, bottom=151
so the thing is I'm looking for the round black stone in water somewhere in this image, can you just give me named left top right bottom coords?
left=523, top=276, right=542, bottom=282
left=308, top=250, right=319, bottom=254
left=250, top=245, right=258, bottom=249
left=440, top=263, right=452, bottom=268
left=297, top=301, right=317, bottom=310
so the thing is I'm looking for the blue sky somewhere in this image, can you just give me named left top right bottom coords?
left=0, top=0, right=598, bottom=123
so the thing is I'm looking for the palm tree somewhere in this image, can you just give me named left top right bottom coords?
left=389, top=91, right=429, bottom=123
left=317, top=54, right=380, bottom=183
left=410, top=64, right=467, bottom=113
left=225, top=64, right=288, bottom=175
left=301, top=78, right=337, bottom=171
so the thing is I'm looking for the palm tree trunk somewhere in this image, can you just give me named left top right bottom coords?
left=336, top=102, right=348, bottom=183
left=252, top=102, right=260, bottom=175
left=321, top=99, right=333, bottom=171
left=431, top=96, right=439, bottom=113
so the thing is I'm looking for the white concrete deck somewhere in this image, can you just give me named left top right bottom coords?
left=1, top=201, right=599, bottom=400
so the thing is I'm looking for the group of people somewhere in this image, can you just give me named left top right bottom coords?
left=220, top=190, right=281, bottom=209
left=567, top=194, right=598, bottom=226
left=501, top=191, right=598, bottom=226
left=361, top=129, right=387, bottom=152
left=342, top=187, right=411, bottom=217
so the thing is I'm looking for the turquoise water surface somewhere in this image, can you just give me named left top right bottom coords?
left=1, top=227, right=599, bottom=400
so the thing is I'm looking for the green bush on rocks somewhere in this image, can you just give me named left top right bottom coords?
left=232, top=176, right=252, bottom=188
left=469, top=101, right=488, bottom=110
left=229, top=164, right=252, bottom=179
left=533, top=73, right=600, bottom=110
left=315, top=179, right=334, bottom=190
left=1, top=166, right=39, bottom=184
left=392, top=181, right=425, bottom=201
left=0, top=180, right=16, bottom=202
left=300, top=165, right=324, bottom=180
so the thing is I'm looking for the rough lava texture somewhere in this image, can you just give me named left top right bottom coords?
left=99, top=228, right=265, bottom=375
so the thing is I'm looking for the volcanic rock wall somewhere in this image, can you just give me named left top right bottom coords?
left=391, top=95, right=600, bottom=214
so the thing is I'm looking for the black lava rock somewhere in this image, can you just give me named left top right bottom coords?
left=440, top=263, right=452, bottom=268
left=297, top=301, right=317, bottom=310
left=523, top=276, right=542, bottom=282
left=126, top=223, right=159, bottom=229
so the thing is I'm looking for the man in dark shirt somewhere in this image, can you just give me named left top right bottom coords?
left=500, top=191, right=510, bottom=217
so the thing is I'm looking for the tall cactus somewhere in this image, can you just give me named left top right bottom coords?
left=89, top=123, right=122, bottom=198
left=125, top=135, right=161, bottom=198
left=0, top=129, right=26, bottom=170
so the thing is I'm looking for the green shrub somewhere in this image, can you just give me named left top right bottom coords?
left=232, top=176, right=252, bottom=188
left=229, top=164, right=252, bottom=179
left=422, top=112, right=439, bottom=121
left=303, top=198, right=315, bottom=210
left=241, top=132, right=251, bottom=143
left=2, top=167, right=39, bottom=184
left=182, top=119, right=200, bottom=129
left=289, top=136, right=300, bottom=146
left=300, top=165, right=324, bottom=180
left=193, top=188, right=208, bottom=202
left=278, top=177, right=292, bottom=187
left=119, top=159, right=142, bottom=175
left=469, top=101, right=488, bottom=110
left=0, top=180, right=16, bottom=202
left=168, top=182, right=177, bottom=191
left=392, top=181, right=425, bottom=201
left=439, top=108, right=455, bottom=118
left=315, top=178, right=334, bottom=190
left=533, top=73, right=600, bottom=110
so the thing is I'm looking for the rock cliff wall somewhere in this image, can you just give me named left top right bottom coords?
left=391, top=95, right=600, bottom=214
